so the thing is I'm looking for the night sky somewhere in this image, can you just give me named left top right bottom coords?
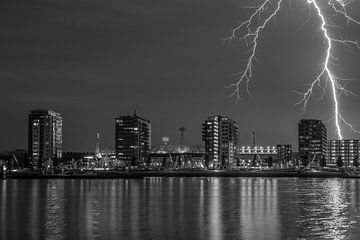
left=1, top=0, right=360, bottom=152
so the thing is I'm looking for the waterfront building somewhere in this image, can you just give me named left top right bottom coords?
left=327, top=139, right=360, bottom=167
left=202, top=115, right=238, bottom=168
left=277, top=144, right=292, bottom=166
left=298, top=119, right=327, bottom=163
left=238, top=146, right=277, bottom=168
left=115, top=112, right=151, bottom=166
left=28, top=109, right=62, bottom=169
left=150, top=143, right=205, bottom=169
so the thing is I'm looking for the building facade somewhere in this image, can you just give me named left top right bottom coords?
left=277, top=144, right=292, bottom=164
left=150, top=144, right=205, bottom=169
left=298, top=119, right=327, bottom=163
left=115, top=112, right=151, bottom=166
left=238, top=146, right=277, bottom=168
left=327, top=139, right=360, bottom=167
left=28, top=109, right=62, bottom=169
left=202, top=115, right=238, bottom=168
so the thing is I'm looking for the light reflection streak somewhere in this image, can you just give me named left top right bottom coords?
left=240, top=178, right=279, bottom=239
left=30, top=180, right=39, bottom=240
left=1, top=181, right=6, bottom=240
left=44, top=181, right=65, bottom=240
left=199, top=179, right=205, bottom=240
left=295, top=179, right=356, bottom=240
left=109, top=181, right=116, bottom=237
left=130, top=181, right=140, bottom=240
left=322, top=181, right=349, bottom=240
left=179, top=177, right=185, bottom=230
left=209, top=178, right=222, bottom=240
left=84, top=182, right=93, bottom=240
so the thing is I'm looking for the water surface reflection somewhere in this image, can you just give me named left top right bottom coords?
left=1, top=178, right=360, bottom=240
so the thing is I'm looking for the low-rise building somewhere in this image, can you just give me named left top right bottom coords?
left=277, top=144, right=292, bottom=166
left=327, top=139, right=360, bottom=167
left=150, top=144, right=205, bottom=169
left=238, top=146, right=277, bottom=168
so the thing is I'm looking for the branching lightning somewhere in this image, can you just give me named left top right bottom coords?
left=225, top=0, right=360, bottom=139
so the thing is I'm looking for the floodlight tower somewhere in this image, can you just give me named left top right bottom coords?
left=95, top=133, right=100, bottom=159
left=179, top=127, right=187, bottom=152
left=162, top=136, right=169, bottom=152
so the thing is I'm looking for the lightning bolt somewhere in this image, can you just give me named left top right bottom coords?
left=224, top=0, right=283, bottom=101
left=226, top=0, right=360, bottom=140
left=330, top=0, right=360, bottom=25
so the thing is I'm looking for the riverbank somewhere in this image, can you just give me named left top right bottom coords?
left=3, top=169, right=350, bottom=179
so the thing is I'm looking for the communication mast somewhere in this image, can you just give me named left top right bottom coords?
left=252, top=131, right=256, bottom=148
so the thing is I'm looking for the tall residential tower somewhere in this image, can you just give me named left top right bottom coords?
left=115, top=112, right=151, bottom=166
left=202, top=115, right=238, bottom=169
left=298, top=119, right=327, bottom=163
left=28, top=109, right=62, bottom=169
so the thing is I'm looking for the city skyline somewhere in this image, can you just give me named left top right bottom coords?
left=4, top=108, right=360, bottom=170
left=1, top=0, right=360, bottom=152
left=4, top=108, right=360, bottom=154
left=8, top=108, right=360, bottom=170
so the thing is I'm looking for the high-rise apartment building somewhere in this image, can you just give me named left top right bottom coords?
left=28, top=109, right=62, bottom=169
left=298, top=119, right=327, bottom=162
left=202, top=115, right=238, bottom=168
left=115, top=112, right=151, bottom=166
left=327, top=139, right=360, bottom=167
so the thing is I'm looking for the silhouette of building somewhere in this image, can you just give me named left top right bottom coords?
left=327, top=139, right=360, bottom=167
left=115, top=111, right=151, bottom=166
left=28, top=109, right=62, bottom=169
left=298, top=119, right=327, bottom=163
left=202, top=115, right=238, bottom=169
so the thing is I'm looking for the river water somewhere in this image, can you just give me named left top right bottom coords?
left=1, top=178, right=360, bottom=240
